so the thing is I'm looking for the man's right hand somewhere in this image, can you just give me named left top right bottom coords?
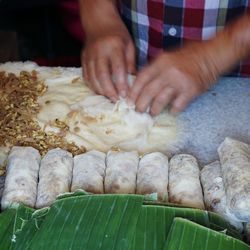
left=80, top=0, right=135, bottom=101
left=82, top=31, right=135, bottom=102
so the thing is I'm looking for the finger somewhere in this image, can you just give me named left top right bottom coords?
left=95, top=58, right=118, bottom=102
left=111, top=49, right=128, bottom=98
left=83, top=62, right=90, bottom=84
left=81, top=51, right=89, bottom=83
left=86, top=60, right=104, bottom=95
left=126, top=41, right=136, bottom=74
left=129, top=65, right=159, bottom=104
left=170, top=94, right=192, bottom=114
left=150, top=86, right=176, bottom=116
left=135, top=78, right=163, bottom=113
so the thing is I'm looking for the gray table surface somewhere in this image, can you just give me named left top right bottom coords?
left=178, top=77, right=250, bottom=165
left=0, top=77, right=250, bottom=200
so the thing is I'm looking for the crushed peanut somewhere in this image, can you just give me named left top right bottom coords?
left=0, top=71, right=86, bottom=156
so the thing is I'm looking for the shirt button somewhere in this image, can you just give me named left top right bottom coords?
left=168, top=27, right=177, bottom=36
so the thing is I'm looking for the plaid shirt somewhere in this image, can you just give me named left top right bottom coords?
left=119, top=0, right=250, bottom=76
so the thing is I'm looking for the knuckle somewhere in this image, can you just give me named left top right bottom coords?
left=108, top=36, right=124, bottom=47
left=115, top=75, right=126, bottom=86
left=96, top=69, right=108, bottom=81
left=113, top=64, right=124, bottom=74
left=155, top=94, right=166, bottom=105
left=167, top=66, right=182, bottom=77
left=144, top=84, right=156, bottom=94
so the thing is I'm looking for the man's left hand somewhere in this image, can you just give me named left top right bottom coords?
left=128, top=42, right=219, bottom=116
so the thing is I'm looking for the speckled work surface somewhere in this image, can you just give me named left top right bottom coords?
left=0, top=77, right=250, bottom=200
left=179, top=77, right=250, bottom=165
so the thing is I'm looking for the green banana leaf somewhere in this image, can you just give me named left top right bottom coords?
left=0, top=193, right=248, bottom=250
left=164, top=218, right=250, bottom=250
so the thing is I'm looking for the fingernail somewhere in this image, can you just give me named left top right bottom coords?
left=110, top=96, right=117, bottom=103
left=120, top=90, right=127, bottom=98
left=170, top=107, right=180, bottom=115
left=127, top=98, right=135, bottom=106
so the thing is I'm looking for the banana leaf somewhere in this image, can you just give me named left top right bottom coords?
left=0, top=193, right=248, bottom=250
left=0, top=205, right=34, bottom=250
left=164, top=218, right=250, bottom=250
left=130, top=205, right=242, bottom=250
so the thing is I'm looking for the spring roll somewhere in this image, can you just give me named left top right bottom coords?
left=169, top=154, right=204, bottom=209
left=218, top=137, right=250, bottom=222
left=71, top=150, right=106, bottom=193
left=201, top=161, right=242, bottom=230
left=36, top=148, right=73, bottom=208
left=105, top=151, right=139, bottom=194
left=1, top=146, right=40, bottom=210
left=136, top=152, right=168, bottom=201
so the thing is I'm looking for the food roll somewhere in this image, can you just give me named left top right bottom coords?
left=36, top=148, right=73, bottom=208
left=136, top=152, right=169, bottom=201
left=1, top=146, right=41, bottom=210
left=218, top=137, right=250, bottom=222
left=71, top=150, right=106, bottom=193
left=169, top=154, right=205, bottom=209
left=105, top=151, right=139, bottom=194
left=201, top=161, right=242, bottom=230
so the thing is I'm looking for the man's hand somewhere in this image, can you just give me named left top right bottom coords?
left=128, top=42, right=217, bottom=115
left=80, top=0, right=135, bottom=102
left=129, top=14, right=250, bottom=116
left=82, top=31, right=135, bottom=102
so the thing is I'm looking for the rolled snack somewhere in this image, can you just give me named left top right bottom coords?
left=169, top=154, right=204, bottom=209
left=218, top=137, right=250, bottom=222
left=36, top=148, right=73, bottom=208
left=105, top=151, right=139, bottom=194
left=201, top=161, right=243, bottom=230
left=71, top=150, right=106, bottom=193
left=1, top=147, right=40, bottom=210
left=136, top=152, right=169, bottom=201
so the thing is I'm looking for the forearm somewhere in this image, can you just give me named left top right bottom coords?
left=204, top=14, right=250, bottom=77
left=79, top=0, right=127, bottom=39
left=226, top=13, right=250, bottom=59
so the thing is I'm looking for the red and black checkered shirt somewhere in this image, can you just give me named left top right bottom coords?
left=119, top=0, right=250, bottom=77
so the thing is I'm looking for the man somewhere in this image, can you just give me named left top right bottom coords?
left=80, top=0, right=250, bottom=115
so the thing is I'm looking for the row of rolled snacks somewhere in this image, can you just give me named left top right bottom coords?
left=1, top=137, right=250, bottom=232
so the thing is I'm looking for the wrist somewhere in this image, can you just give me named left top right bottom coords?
left=79, top=0, right=127, bottom=41
left=206, top=14, right=250, bottom=74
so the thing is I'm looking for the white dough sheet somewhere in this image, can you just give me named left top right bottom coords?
left=136, top=152, right=169, bottom=201
left=1, top=147, right=41, bottom=210
left=169, top=154, right=204, bottom=209
left=105, top=151, right=139, bottom=194
left=218, top=137, right=250, bottom=222
left=36, top=148, right=73, bottom=208
left=201, top=161, right=243, bottom=230
left=72, top=150, right=106, bottom=193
